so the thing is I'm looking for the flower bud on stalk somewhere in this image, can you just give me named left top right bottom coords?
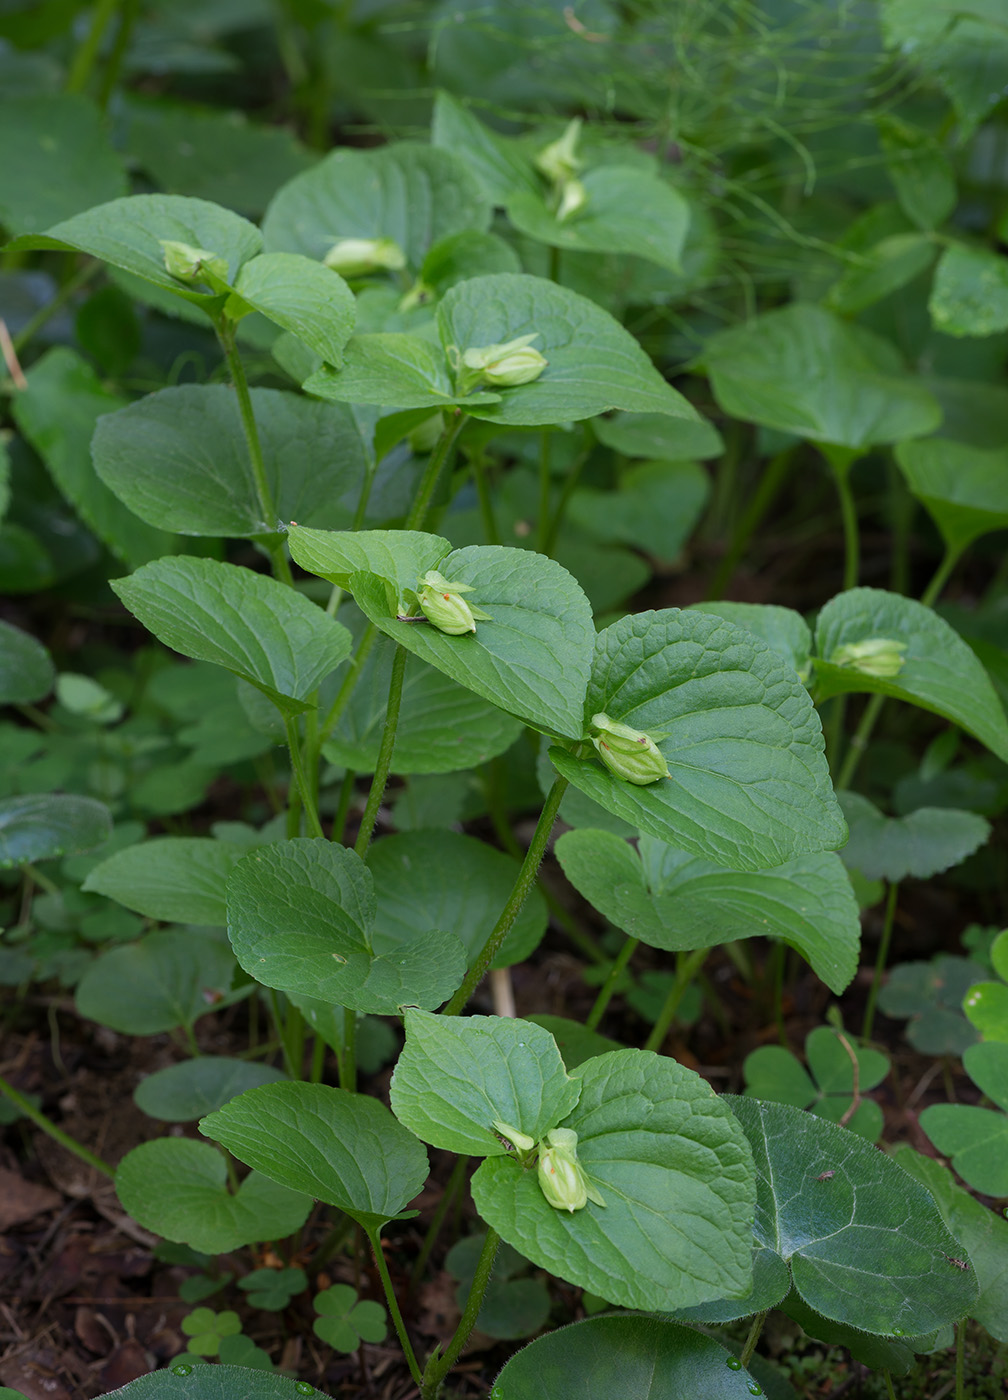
left=416, top=569, right=492, bottom=636
left=537, top=1128, right=605, bottom=1212
left=160, top=240, right=229, bottom=288
left=556, top=178, right=588, bottom=223
left=322, top=236, right=406, bottom=277
left=455, top=334, right=548, bottom=395
left=535, top=119, right=583, bottom=186
left=492, top=1120, right=536, bottom=1154
left=828, top=637, right=907, bottom=679
left=590, top=712, right=671, bottom=786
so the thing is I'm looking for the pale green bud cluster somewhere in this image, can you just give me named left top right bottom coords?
left=535, top=119, right=589, bottom=223
left=492, top=1120, right=536, bottom=1154
left=322, top=236, right=406, bottom=277
left=536, top=1128, right=606, bottom=1212
left=416, top=570, right=492, bottom=636
left=828, top=637, right=907, bottom=679
left=455, top=333, right=549, bottom=395
left=590, top=711, right=671, bottom=786
left=535, top=119, right=583, bottom=186
left=160, top=240, right=229, bottom=288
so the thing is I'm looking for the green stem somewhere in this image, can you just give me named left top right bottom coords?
left=443, top=777, right=569, bottom=1015
left=954, top=1320, right=965, bottom=1400
left=920, top=543, right=964, bottom=609
left=883, top=1368, right=897, bottom=1400
left=404, top=412, right=464, bottom=532
left=542, top=446, right=588, bottom=558
left=642, top=948, right=708, bottom=1054
left=366, top=1226, right=423, bottom=1388
left=284, top=1002, right=306, bottom=1080
left=13, top=263, right=101, bottom=354
left=739, top=1309, right=768, bottom=1369
left=835, top=692, right=885, bottom=792
left=320, top=625, right=377, bottom=746
left=284, top=716, right=324, bottom=839
left=408, top=1155, right=469, bottom=1292
left=829, top=452, right=861, bottom=592
left=96, top=0, right=139, bottom=108
left=862, top=881, right=899, bottom=1041
left=270, top=989, right=298, bottom=1079
left=216, top=317, right=291, bottom=584
left=421, top=1227, right=499, bottom=1399
left=309, top=1031, right=326, bottom=1085
left=585, top=937, right=639, bottom=1032
left=331, top=768, right=357, bottom=844
left=537, top=429, right=552, bottom=554
left=471, top=451, right=500, bottom=545
left=0, top=1075, right=113, bottom=1177
left=65, top=0, right=121, bottom=94
left=340, top=1011, right=357, bottom=1094
left=354, top=644, right=407, bottom=858
left=706, top=447, right=795, bottom=601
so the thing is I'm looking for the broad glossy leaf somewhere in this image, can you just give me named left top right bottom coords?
left=13, top=348, right=176, bottom=567
left=728, top=1096, right=978, bottom=1334
left=880, top=0, right=1008, bottom=135
left=592, top=410, right=724, bottom=461
left=894, top=437, right=1008, bottom=554
left=700, top=303, right=940, bottom=448
left=123, top=98, right=316, bottom=217
left=115, top=1138, right=311, bottom=1253
left=813, top=587, right=1008, bottom=763
left=690, top=601, right=812, bottom=679
left=567, top=460, right=709, bottom=560
left=431, top=91, right=537, bottom=205
left=669, top=1247, right=793, bottom=1326
left=112, top=557, right=352, bottom=716
left=322, top=630, right=523, bottom=775
left=507, top=166, right=690, bottom=272
left=436, top=273, right=701, bottom=425
left=893, top=1143, right=1008, bottom=1342
left=262, top=141, right=490, bottom=269
left=74, top=928, right=235, bottom=1035
left=368, top=832, right=547, bottom=968
left=226, top=839, right=466, bottom=1013
left=104, top=1368, right=324, bottom=1400
left=200, top=1081, right=429, bottom=1230
left=418, top=229, right=521, bottom=297
left=837, top=792, right=990, bottom=882
left=305, top=331, right=501, bottom=411
left=391, top=1011, right=580, bottom=1156
left=526, top=1015, right=623, bottom=1072
left=83, top=837, right=249, bottom=924
left=473, top=1049, right=756, bottom=1312
left=93, top=386, right=369, bottom=538
left=351, top=545, right=595, bottom=741
left=929, top=241, right=1008, bottom=338
left=6, top=194, right=262, bottom=309
left=826, top=234, right=935, bottom=314
left=230, top=253, right=354, bottom=366
left=556, top=829, right=859, bottom=993
left=0, top=94, right=126, bottom=235
left=493, top=1315, right=763, bottom=1399
left=876, top=114, right=957, bottom=232
left=288, top=526, right=450, bottom=594
left=0, top=620, right=54, bottom=704
left=920, top=1042, right=1008, bottom=1195
left=134, top=1057, right=286, bottom=1122
left=550, top=609, right=846, bottom=870
left=0, top=793, right=111, bottom=867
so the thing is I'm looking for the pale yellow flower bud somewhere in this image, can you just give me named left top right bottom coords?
left=492, top=1120, right=536, bottom=1153
left=456, top=334, right=548, bottom=394
left=160, top=241, right=229, bottom=288
left=556, top=178, right=588, bottom=222
left=828, top=637, right=907, bottom=679
left=416, top=570, right=492, bottom=636
left=536, top=1128, right=605, bottom=1212
left=535, top=119, right=583, bottom=186
left=322, top=237, right=406, bottom=277
left=590, top=711, right=671, bottom=786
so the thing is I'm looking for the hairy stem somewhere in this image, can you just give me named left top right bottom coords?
left=0, top=1075, right=113, bottom=1177
left=366, top=1225, right=423, bottom=1388
left=404, top=412, right=465, bottom=532
left=643, top=947, right=708, bottom=1053
left=861, top=881, right=899, bottom=1042
left=354, top=643, right=407, bottom=858
left=443, top=776, right=569, bottom=1015
left=421, top=1227, right=499, bottom=1398
left=284, top=716, right=324, bottom=839
left=585, top=937, right=639, bottom=1032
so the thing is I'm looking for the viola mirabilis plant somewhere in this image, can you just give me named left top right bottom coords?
left=2, top=24, right=1006, bottom=1399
